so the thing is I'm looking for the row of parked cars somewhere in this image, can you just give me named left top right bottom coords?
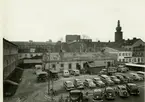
left=63, top=71, right=144, bottom=91
left=92, top=83, right=140, bottom=100
left=66, top=83, right=140, bottom=102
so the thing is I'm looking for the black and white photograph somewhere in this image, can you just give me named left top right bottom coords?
left=2, top=0, right=145, bottom=102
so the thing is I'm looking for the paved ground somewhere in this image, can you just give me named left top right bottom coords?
left=3, top=69, right=145, bottom=102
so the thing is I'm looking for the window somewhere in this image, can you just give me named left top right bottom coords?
left=52, top=64, right=56, bottom=68
left=122, top=59, right=125, bottom=62
left=61, top=63, right=64, bottom=67
left=69, top=63, right=72, bottom=69
left=119, top=53, right=121, bottom=56
left=119, top=59, right=121, bottom=62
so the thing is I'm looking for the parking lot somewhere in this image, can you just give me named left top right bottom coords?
left=3, top=69, right=145, bottom=102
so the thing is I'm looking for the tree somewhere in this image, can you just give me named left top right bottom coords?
left=81, top=34, right=90, bottom=39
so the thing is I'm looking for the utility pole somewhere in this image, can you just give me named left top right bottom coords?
left=48, top=49, right=51, bottom=95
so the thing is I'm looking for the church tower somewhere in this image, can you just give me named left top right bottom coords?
left=115, top=20, right=123, bottom=42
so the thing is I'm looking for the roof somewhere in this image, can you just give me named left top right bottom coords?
left=123, top=38, right=141, bottom=46
left=3, top=38, right=18, bottom=47
left=94, top=89, right=102, bottom=92
left=125, top=63, right=145, bottom=68
left=127, top=83, right=136, bottom=86
left=118, top=85, right=126, bottom=88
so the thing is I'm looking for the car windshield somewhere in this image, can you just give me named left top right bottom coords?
left=94, top=78, right=100, bottom=81
left=106, top=88, right=114, bottom=92
left=70, top=92, right=80, bottom=98
left=111, top=76, right=117, bottom=79
left=130, top=85, right=137, bottom=89
left=121, top=87, right=126, bottom=90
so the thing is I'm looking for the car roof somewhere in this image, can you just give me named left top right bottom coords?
left=106, top=87, right=113, bottom=90
left=101, top=75, right=108, bottom=77
left=65, top=81, right=72, bottom=83
left=94, top=77, right=100, bottom=79
left=86, top=79, right=92, bottom=81
left=127, top=83, right=136, bottom=86
left=94, top=89, right=102, bottom=92
left=75, top=79, right=81, bottom=81
left=118, top=85, right=126, bottom=88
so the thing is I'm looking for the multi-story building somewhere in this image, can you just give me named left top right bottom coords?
left=65, top=35, right=81, bottom=43
left=132, top=44, right=145, bottom=64
left=3, top=38, right=18, bottom=80
left=12, top=40, right=55, bottom=59
left=103, top=47, right=133, bottom=64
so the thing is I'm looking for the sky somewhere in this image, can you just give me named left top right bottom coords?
left=2, top=0, right=145, bottom=42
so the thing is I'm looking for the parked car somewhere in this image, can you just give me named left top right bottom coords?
left=126, top=83, right=140, bottom=95
left=104, top=87, right=116, bottom=100
left=120, top=74, right=134, bottom=83
left=116, top=85, right=129, bottom=97
left=93, top=89, right=104, bottom=100
left=63, top=81, right=75, bottom=91
left=110, top=76, right=120, bottom=84
left=100, top=75, right=114, bottom=86
left=117, top=67, right=129, bottom=73
left=137, top=71, right=145, bottom=79
left=70, top=69, right=80, bottom=76
left=115, top=75, right=128, bottom=83
left=69, top=90, right=83, bottom=102
left=63, top=70, right=70, bottom=77
left=84, top=79, right=96, bottom=88
left=93, top=77, right=105, bottom=87
left=129, top=73, right=143, bottom=81
left=37, top=71, right=48, bottom=82
left=73, top=79, right=84, bottom=89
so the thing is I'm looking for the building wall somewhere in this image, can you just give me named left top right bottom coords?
left=44, top=59, right=114, bottom=72
left=3, top=39, right=18, bottom=79
left=117, top=51, right=132, bottom=63
left=66, top=35, right=81, bottom=43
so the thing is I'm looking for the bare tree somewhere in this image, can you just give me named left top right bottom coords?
left=81, top=34, right=90, bottom=39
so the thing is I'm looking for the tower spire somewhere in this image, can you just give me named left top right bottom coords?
left=117, top=20, right=120, bottom=27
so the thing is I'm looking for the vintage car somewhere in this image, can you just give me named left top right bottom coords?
left=129, top=73, right=143, bottom=81
left=93, top=78, right=105, bottom=87
left=93, top=89, right=104, bottom=100
left=84, top=79, right=96, bottom=88
left=69, top=90, right=83, bottom=102
left=63, top=81, right=75, bottom=91
left=70, top=69, right=80, bottom=76
left=116, top=85, right=129, bottom=97
left=37, top=71, right=48, bottom=82
left=126, top=83, right=140, bottom=95
left=110, top=76, right=120, bottom=84
left=100, top=75, right=114, bottom=86
left=120, top=74, right=133, bottom=83
left=115, top=75, right=128, bottom=83
left=117, top=67, right=129, bottom=73
left=73, top=79, right=84, bottom=89
left=104, top=87, right=116, bottom=100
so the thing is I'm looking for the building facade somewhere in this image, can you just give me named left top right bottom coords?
left=65, top=35, right=81, bottom=43
left=103, top=47, right=132, bottom=64
left=12, top=40, right=55, bottom=59
left=3, top=38, right=18, bottom=79
left=43, top=52, right=115, bottom=72
left=132, top=44, right=145, bottom=64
